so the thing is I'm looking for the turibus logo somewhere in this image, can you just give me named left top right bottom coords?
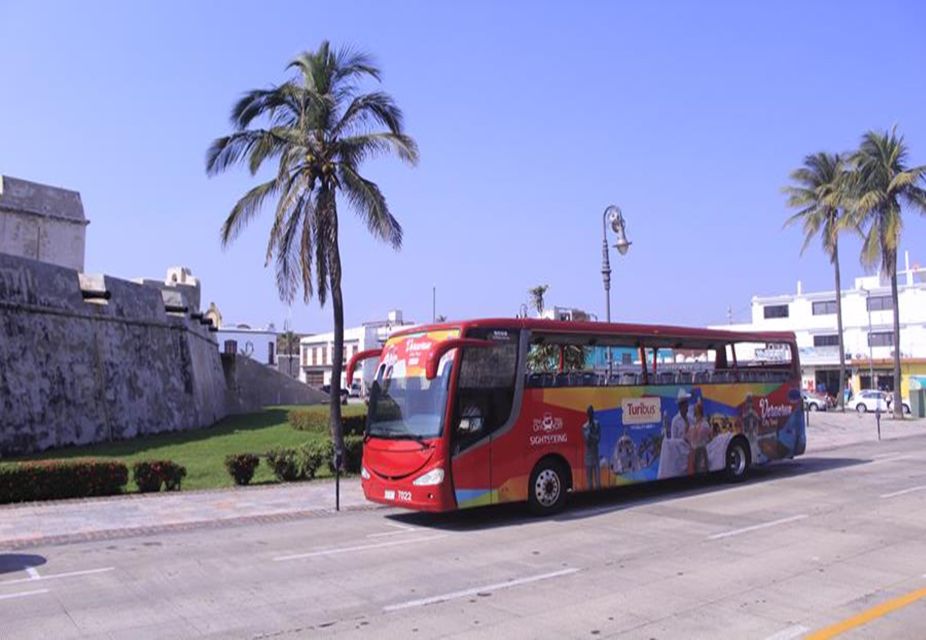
left=622, top=397, right=662, bottom=425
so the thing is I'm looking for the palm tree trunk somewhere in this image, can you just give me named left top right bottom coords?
left=889, top=255, right=903, bottom=418
left=833, top=240, right=846, bottom=411
left=328, top=203, right=346, bottom=467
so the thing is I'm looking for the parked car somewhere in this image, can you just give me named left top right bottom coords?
left=320, top=384, right=349, bottom=405
left=802, top=390, right=829, bottom=411
left=846, top=389, right=911, bottom=414
left=349, top=382, right=361, bottom=398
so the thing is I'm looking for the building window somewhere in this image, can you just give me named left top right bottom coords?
left=268, top=342, right=275, bottom=365
left=763, top=304, right=789, bottom=319
left=868, top=332, right=894, bottom=347
left=322, top=346, right=328, bottom=364
left=813, top=334, right=839, bottom=347
left=867, top=295, right=893, bottom=312
left=812, top=300, right=837, bottom=315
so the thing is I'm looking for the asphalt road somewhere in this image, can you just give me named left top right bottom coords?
left=3, top=435, right=926, bottom=639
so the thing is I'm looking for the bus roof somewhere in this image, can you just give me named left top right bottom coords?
left=389, top=317, right=796, bottom=346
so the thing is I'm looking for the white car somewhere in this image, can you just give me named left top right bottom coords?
left=846, top=390, right=911, bottom=414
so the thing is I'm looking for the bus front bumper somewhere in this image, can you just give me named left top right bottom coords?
left=361, top=475, right=455, bottom=512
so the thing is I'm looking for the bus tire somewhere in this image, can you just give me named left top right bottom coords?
left=724, top=438, right=750, bottom=483
left=528, top=458, right=567, bottom=516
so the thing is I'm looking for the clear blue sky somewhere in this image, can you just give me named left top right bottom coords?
left=3, top=1, right=925, bottom=332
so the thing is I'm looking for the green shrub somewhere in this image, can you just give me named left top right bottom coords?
left=224, top=453, right=260, bottom=486
left=297, top=441, right=329, bottom=480
left=132, top=460, right=187, bottom=493
left=0, top=460, right=129, bottom=504
left=288, top=407, right=367, bottom=434
left=265, top=448, right=303, bottom=482
left=327, top=435, right=364, bottom=474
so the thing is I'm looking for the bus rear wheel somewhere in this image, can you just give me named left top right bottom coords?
left=528, top=459, right=567, bottom=516
left=724, top=439, right=750, bottom=483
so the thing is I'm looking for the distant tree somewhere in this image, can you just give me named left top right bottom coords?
left=528, top=284, right=549, bottom=316
left=849, top=127, right=926, bottom=417
left=206, top=42, right=419, bottom=461
left=783, top=152, right=853, bottom=409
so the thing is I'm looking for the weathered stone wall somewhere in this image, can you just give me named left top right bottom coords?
left=0, top=253, right=227, bottom=455
left=222, top=354, right=327, bottom=414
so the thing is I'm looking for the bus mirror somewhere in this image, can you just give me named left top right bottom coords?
left=425, top=338, right=494, bottom=379
left=346, top=348, right=383, bottom=384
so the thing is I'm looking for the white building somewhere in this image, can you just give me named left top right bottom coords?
left=299, top=310, right=415, bottom=391
left=711, top=255, right=926, bottom=398
left=217, top=323, right=279, bottom=367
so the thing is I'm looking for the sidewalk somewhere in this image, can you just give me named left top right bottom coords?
left=1, top=412, right=924, bottom=550
left=0, top=477, right=369, bottom=550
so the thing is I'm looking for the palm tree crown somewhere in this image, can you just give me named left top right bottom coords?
left=206, top=41, right=418, bottom=303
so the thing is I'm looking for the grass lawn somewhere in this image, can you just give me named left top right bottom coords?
left=1, top=404, right=366, bottom=491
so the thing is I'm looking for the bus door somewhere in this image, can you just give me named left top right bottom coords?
left=449, top=329, right=522, bottom=509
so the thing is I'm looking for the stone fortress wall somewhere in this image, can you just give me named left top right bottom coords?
left=0, top=176, right=324, bottom=456
left=0, top=253, right=229, bottom=455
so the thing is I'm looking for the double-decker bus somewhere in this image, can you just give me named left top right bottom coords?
left=349, top=318, right=806, bottom=515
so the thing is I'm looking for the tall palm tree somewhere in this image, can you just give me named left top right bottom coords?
left=783, top=152, right=852, bottom=409
left=206, top=42, right=418, bottom=459
left=850, top=127, right=926, bottom=417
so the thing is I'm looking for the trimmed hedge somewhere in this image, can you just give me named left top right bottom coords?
left=132, top=460, right=187, bottom=493
left=0, top=460, right=129, bottom=504
left=288, top=409, right=366, bottom=436
left=225, top=453, right=260, bottom=485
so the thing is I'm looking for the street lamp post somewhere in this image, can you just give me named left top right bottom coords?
left=601, top=205, right=631, bottom=324
left=601, top=205, right=631, bottom=376
left=862, top=287, right=880, bottom=440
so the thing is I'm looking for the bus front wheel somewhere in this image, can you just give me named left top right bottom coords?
left=725, top=438, right=750, bottom=483
left=528, top=459, right=567, bottom=515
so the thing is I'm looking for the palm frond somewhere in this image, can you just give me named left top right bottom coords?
left=220, top=178, right=280, bottom=246
left=339, top=164, right=402, bottom=249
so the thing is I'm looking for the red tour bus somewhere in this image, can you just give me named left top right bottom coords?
left=348, top=318, right=806, bottom=515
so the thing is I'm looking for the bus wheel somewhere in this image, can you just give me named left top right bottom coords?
left=529, top=460, right=566, bottom=515
left=724, top=438, right=750, bottom=483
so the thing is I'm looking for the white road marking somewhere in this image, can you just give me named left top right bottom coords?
left=0, top=589, right=49, bottom=601
left=707, top=514, right=809, bottom=541
left=763, top=624, right=809, bottom=640
left=274, top=535, right=446, bottom=561
left=383, top=568, right=581, bottom=612
left=881, top=485, right=926, bottom=499
left=367, top=523, right=417, bottom=538
left=25, top=567, right=40, bottom=580
left=867, top=455, right=911, bottom=465
left=0, top=566, right=115, bottom=587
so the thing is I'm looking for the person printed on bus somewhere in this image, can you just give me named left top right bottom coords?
left=739, top=393, right=763, bottom=463
left=670, top=388, right=693, bottom=439
left=686, top=399, right=711, bottom=473
left=658, top=388, right=695, bottom=479
left=582, top=405, right=601, bottom=489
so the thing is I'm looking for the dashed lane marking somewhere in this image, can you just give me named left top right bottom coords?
left=0, top=567, right=115, bottom=587
left=880, top=485, right=926, bottom=499
left=0, top=589, right=49, bottom=601
left=273, top=535, right=447, bottom=561
left=707, top=514, right=809, bottom=541
left=383, top=568, right=581, bottom=611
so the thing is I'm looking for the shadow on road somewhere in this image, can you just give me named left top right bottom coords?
left=0, top=553, right=46, bottom=575
left=387, top=456, right=867, bottom=532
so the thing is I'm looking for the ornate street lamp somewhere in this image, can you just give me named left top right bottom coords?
left=601, top=205, right=631, bottom=324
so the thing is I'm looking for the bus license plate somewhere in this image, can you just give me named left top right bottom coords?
left=384, top=490, right=395, bottom=500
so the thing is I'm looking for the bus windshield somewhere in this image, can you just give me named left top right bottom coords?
left=367, top=330, right=459, bottom=440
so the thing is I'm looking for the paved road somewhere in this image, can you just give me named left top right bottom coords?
left=3, top=433, right=926, bottom=639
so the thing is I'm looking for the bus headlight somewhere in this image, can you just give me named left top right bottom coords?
left=412, top=468, right=445, bottom=486
left=361, top=466, right=370, bottom=480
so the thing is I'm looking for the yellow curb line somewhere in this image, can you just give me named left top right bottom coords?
left=805, top=586, right=926, bottom=639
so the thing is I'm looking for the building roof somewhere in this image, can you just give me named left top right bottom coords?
left=0, top=175, right=87, bottom=224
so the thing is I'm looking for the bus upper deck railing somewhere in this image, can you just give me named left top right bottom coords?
left=524, top=368, right=793, bottom=389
